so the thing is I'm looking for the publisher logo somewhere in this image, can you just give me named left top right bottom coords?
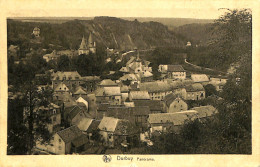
left=103, top=154, right=112, bottom=163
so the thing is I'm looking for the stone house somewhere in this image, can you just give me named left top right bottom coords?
left=51, top=125, right=88, bottom=154
left=163, top=94, right=188, bottom=113
left=139, top=81, right=172, bottom=100
left=98, top=117, right=138, bottom=148
left=185, top=83, right=205, bottom=100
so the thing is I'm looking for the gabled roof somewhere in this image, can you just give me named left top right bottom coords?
left=52, top=71, right=81, bottom=80
left=99, top=79, right=118, bottom=86
left=54, top=82, right=69, bottom=92
left=104, top=87, right=121, bottom=96
left=164, top=93, right=179, bottom=107
left=119, top=74, right=139, bottom=81
left=131, top=106, right=150, bottom=116
left=167, top=65, right=185, bottom=72
left=191, top=105, right=217, bottom=118
left=86, top=120, right=101, bottom=133
left=71, top=134, right=88, bottom=147
left=139, top=81, right=172, bottom=93
left=119, top=67, right=129, bottom=73
left=66, top=106, right=84, bottom=120
left=185, top=83, right=204, bottom=92
left=140, top=71, right=153, bottom=78
left=74, top=86, right=87, bottom=95
left=76, top=117, right=93, bottom=131
left=129, top=91, right=150, bottom=100
left=98, top=117, right=119, bottom=132
left=148, top=111, right=198, bottom=126
left=191, top=74, right=209, bottom=82
left=133, top=100, right=163, bottom=111
left=57, top=125, right=82, bottom=143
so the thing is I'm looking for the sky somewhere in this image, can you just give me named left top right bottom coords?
left=2, top=0, right=253, bottom=19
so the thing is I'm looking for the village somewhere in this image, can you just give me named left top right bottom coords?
left=5, top=26, right=231, bottom=155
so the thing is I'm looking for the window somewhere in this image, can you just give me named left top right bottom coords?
left=59, top=139, right=61, bottom=143
left=59, top=146, right=62, bottom=150
left=53, top=117, right=56, bottom=122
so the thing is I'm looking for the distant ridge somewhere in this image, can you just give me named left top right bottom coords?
left=9, top=17, right=213, bottom=27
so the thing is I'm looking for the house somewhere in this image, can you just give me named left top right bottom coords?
left=53, top=91, right=77, bottom=107
left=81, top=76, right=100, bottom=92
left=191, top=105, right=218, bottom=120
left=98, top=117, right=138, bottom=148
left=139, top=81, right=172, bottom=100
left=103, top=87, right=122, bottom=105
left=185, top=83, right=205, bottom=100
left=43, top=50, right=60, bottom=62
left=148, top=110, right=198, bottom=134
left=96, top=103, right=110, bottom=119
left=37, top=103, right=62, bottom=133
left=191, top=74, right=209, bottom=85
left=52, top=125, right=88, bottom=154
left=163, top=94, right=188, bottom=113
left=133, top=100, right=164, bottom=114
left=106, top=106, right=151, bottom=132
left=209, top=77, right=228, bottom=91
left=78, top=33, right=96, bottom=55
left=119, top=74, right=140, bottom=86
left=158, top=65, right=186, bottom=80
left=76, top=96, right=88, bottom=109
left=32, top=27, right=40, bottom=37
left=64, top=105, right=88, bottom=126
left=129, top=91, right=150, bottom=101
left=99, top=79, right=118, bottom=87
left=140, top=71, right=153, bottom=82
left=54, top=82, right=70, bottom=94
left=72, top=86, right=88, bottom=99
left=51, top=71, right=83, bottom=90
left=120, top=85, right=129, bottom=102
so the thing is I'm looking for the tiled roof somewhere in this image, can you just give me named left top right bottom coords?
left=57, top=125, right=82, bottom=143
left=52, top=71, right=81, bottom=81
left=104, top=87, right=121, bottom=96
left=164, top=93, right=178, bottom=107
left=67, top=106, right=83, bottom=120
left=74, top=86, right=87, bottom=95
left=81, top=76, right=100, bottom=81
left=119, top=74, right=139, bottom=81
left=148, top=111, right=198, bottom=126
left=167, top=65, right=185, bottom=72
left=139, top=81, right=172, bottom=93
left=76, top=117, right=93, bottom=131
left=99, top=79, right=118, bottom=86
left=191, top=74, right=209, bottom=82
left=191, top=105, right=217, bottom=118
left=131, top=106, right=150, bottom=116
left=54, top=82, right=69, bottom=92
left=185, top=83, right=204, bottom=92
left=140, top=71, right=153, bottom=78
left=133, top=100, right=163, bottom=111
left=86, top=120, right=101, bottom=133
left=71, top=134, right=89, bottom=147
left=98, top=117, right=119, bottom=132
left=129, top=91, right=150, bottom=100
left=97, top=103, right=110, bottom=112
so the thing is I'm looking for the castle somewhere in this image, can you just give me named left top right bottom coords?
left=78, top=33, right=96, bottom=55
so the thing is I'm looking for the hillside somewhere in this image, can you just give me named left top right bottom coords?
left=7, top=17, right=187, bottom=51
left=172, top=23, right=218, bottom=46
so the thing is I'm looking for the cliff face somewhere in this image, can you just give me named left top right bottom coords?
left=8, top=17, right=186, bottom=51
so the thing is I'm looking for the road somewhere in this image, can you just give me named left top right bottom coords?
left=184, top=58, right=227, bottom=75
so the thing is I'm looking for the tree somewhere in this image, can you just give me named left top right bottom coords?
left=57, top=55, right=70, bottom=71
left=204, top=84, right=218, bottom=97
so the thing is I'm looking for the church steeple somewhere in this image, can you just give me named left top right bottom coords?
left=88, top=32, right=94, bottom=46
left=79, top=35, right=88, bottom=50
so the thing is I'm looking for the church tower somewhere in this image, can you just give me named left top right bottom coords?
left=78, top=35, right=89, bottom=55
left=88, top=32, right=96, bottom=54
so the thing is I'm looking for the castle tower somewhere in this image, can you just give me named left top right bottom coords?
left=78, top=35, right=89, bottom=55
left=32, top=27, right=40, bottom=37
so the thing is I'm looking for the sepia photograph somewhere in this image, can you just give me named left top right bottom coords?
left=1, top=0, right=260, bottom=166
